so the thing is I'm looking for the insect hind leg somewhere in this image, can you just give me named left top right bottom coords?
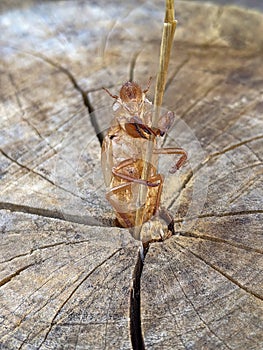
left=106, top=182, right=134, bottom=228
left=112, top=158, right=160, bottom=187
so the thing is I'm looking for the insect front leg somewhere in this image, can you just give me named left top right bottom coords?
left=153, top=147, right=187, bottom=173
left=158, top=111, right=175, bottom=135
left=124, top=111, right=175, bottom=139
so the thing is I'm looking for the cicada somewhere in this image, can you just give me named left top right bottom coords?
left=101, top=80, right=187, bottom=236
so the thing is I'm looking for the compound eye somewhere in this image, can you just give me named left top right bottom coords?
left=120, top=82, right=142, bottom=102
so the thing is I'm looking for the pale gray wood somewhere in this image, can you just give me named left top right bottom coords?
left=0, top=211, right=140, bottom=349
left=0, top=1, right=262, bottom=349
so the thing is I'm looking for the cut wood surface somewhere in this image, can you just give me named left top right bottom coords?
left=0, top=1, right=263, bottom=349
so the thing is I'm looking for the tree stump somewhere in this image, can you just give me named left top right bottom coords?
left=0, top=1, right=262, bottom=349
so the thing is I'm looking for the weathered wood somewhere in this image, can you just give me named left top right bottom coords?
left=0, top=1, right=262, bottom=349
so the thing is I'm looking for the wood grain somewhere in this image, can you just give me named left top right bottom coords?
left=0, top=1, right=262, bottom=349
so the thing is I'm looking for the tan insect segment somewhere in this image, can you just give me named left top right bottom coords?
left=101, top=81, right=187, bottom=232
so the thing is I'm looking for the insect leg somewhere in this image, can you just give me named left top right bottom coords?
left=147, top=174, right=175, bottom=234
left=112, top=158, right=160, bottom=187
left=153, top=147, right=187, bottom=173
left=146, top=174, right=164, bottom=215
left=106, top=182, right=134, bottom=228
left=158, top=111, right=175, bottom=135
left=125, top=120, right=159, bottom=139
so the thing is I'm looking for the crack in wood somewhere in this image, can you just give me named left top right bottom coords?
left=0, top=255, right=63, bottom=343
left=210, top=301, right=243, bottom=325
left=37, top=248, right=122, bottom=349
left=166, top=251, right=233, bottom=350
left=73, top=320, right=81, bottom=350
left=169, top=92, right=262, bottom=200
left=6, top=47, right=103, bottom=146
left=204, top=161, right=262, bottom=189
left=7, top=59, right=96, bottom=187
left=1, top=37, right=262, bottom=350
left=0, top=2, right=262, bottom=348
left=8, top=252, right=97, bottom=339
left=8, top=72, right=46, bottom=142
left=101, top=263, right=133, bottom=349
left=0, top=251, right=33, bottom=265
left=167, top=169, right=193, bottom=210
left=0, top=202, right=107, bottom=227
left=179, top=230, right=263, bottom=255
left=0, top=239, right=93, bottom=265
left=103, top=271, right=118, bottom=350
left=0, top=148, right=90, bottom=203
left=0, top=148, right=56, bottom=186
left=1, top=151, right=55, bottom=196
left=209, top=98, right=261, bottom=141
left=17, top=330, right=35, bottom=350
left=165, top=302, right=188, bottom=349
left=11, top=259, right=134, bottom=349
left=209, top=134, right=263, bottom=159
left=228, top=168, right=263, bottom=204
left=174, top=242, right=263, bottom=302
left=29, top=269, right=86, bottom=321
left=183, top=209, right=263, bottom=220
left=180, top=80, right=224, bottom=119
left=0, top=263, right=34, bottom=287
left=129, top=245, right=146, bottom=350
left=168, top=134, right=263, bottom=210
left=165, top=56, right=191, bottom=91
left=31, top=52, right=104, bottom=146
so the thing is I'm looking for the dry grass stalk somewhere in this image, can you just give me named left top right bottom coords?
left=133, top=0, right=177, bottom=241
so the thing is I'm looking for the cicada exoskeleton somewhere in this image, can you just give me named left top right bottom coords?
left=101, top=80, right=187, bottom=238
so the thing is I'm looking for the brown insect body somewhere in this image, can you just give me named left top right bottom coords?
left=101, top=81, right=187, bottom=230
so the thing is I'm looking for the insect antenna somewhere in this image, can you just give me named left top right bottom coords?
left=102, top=87, right=118, bottom=99
left=143, top=77, right=152, bottom=94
